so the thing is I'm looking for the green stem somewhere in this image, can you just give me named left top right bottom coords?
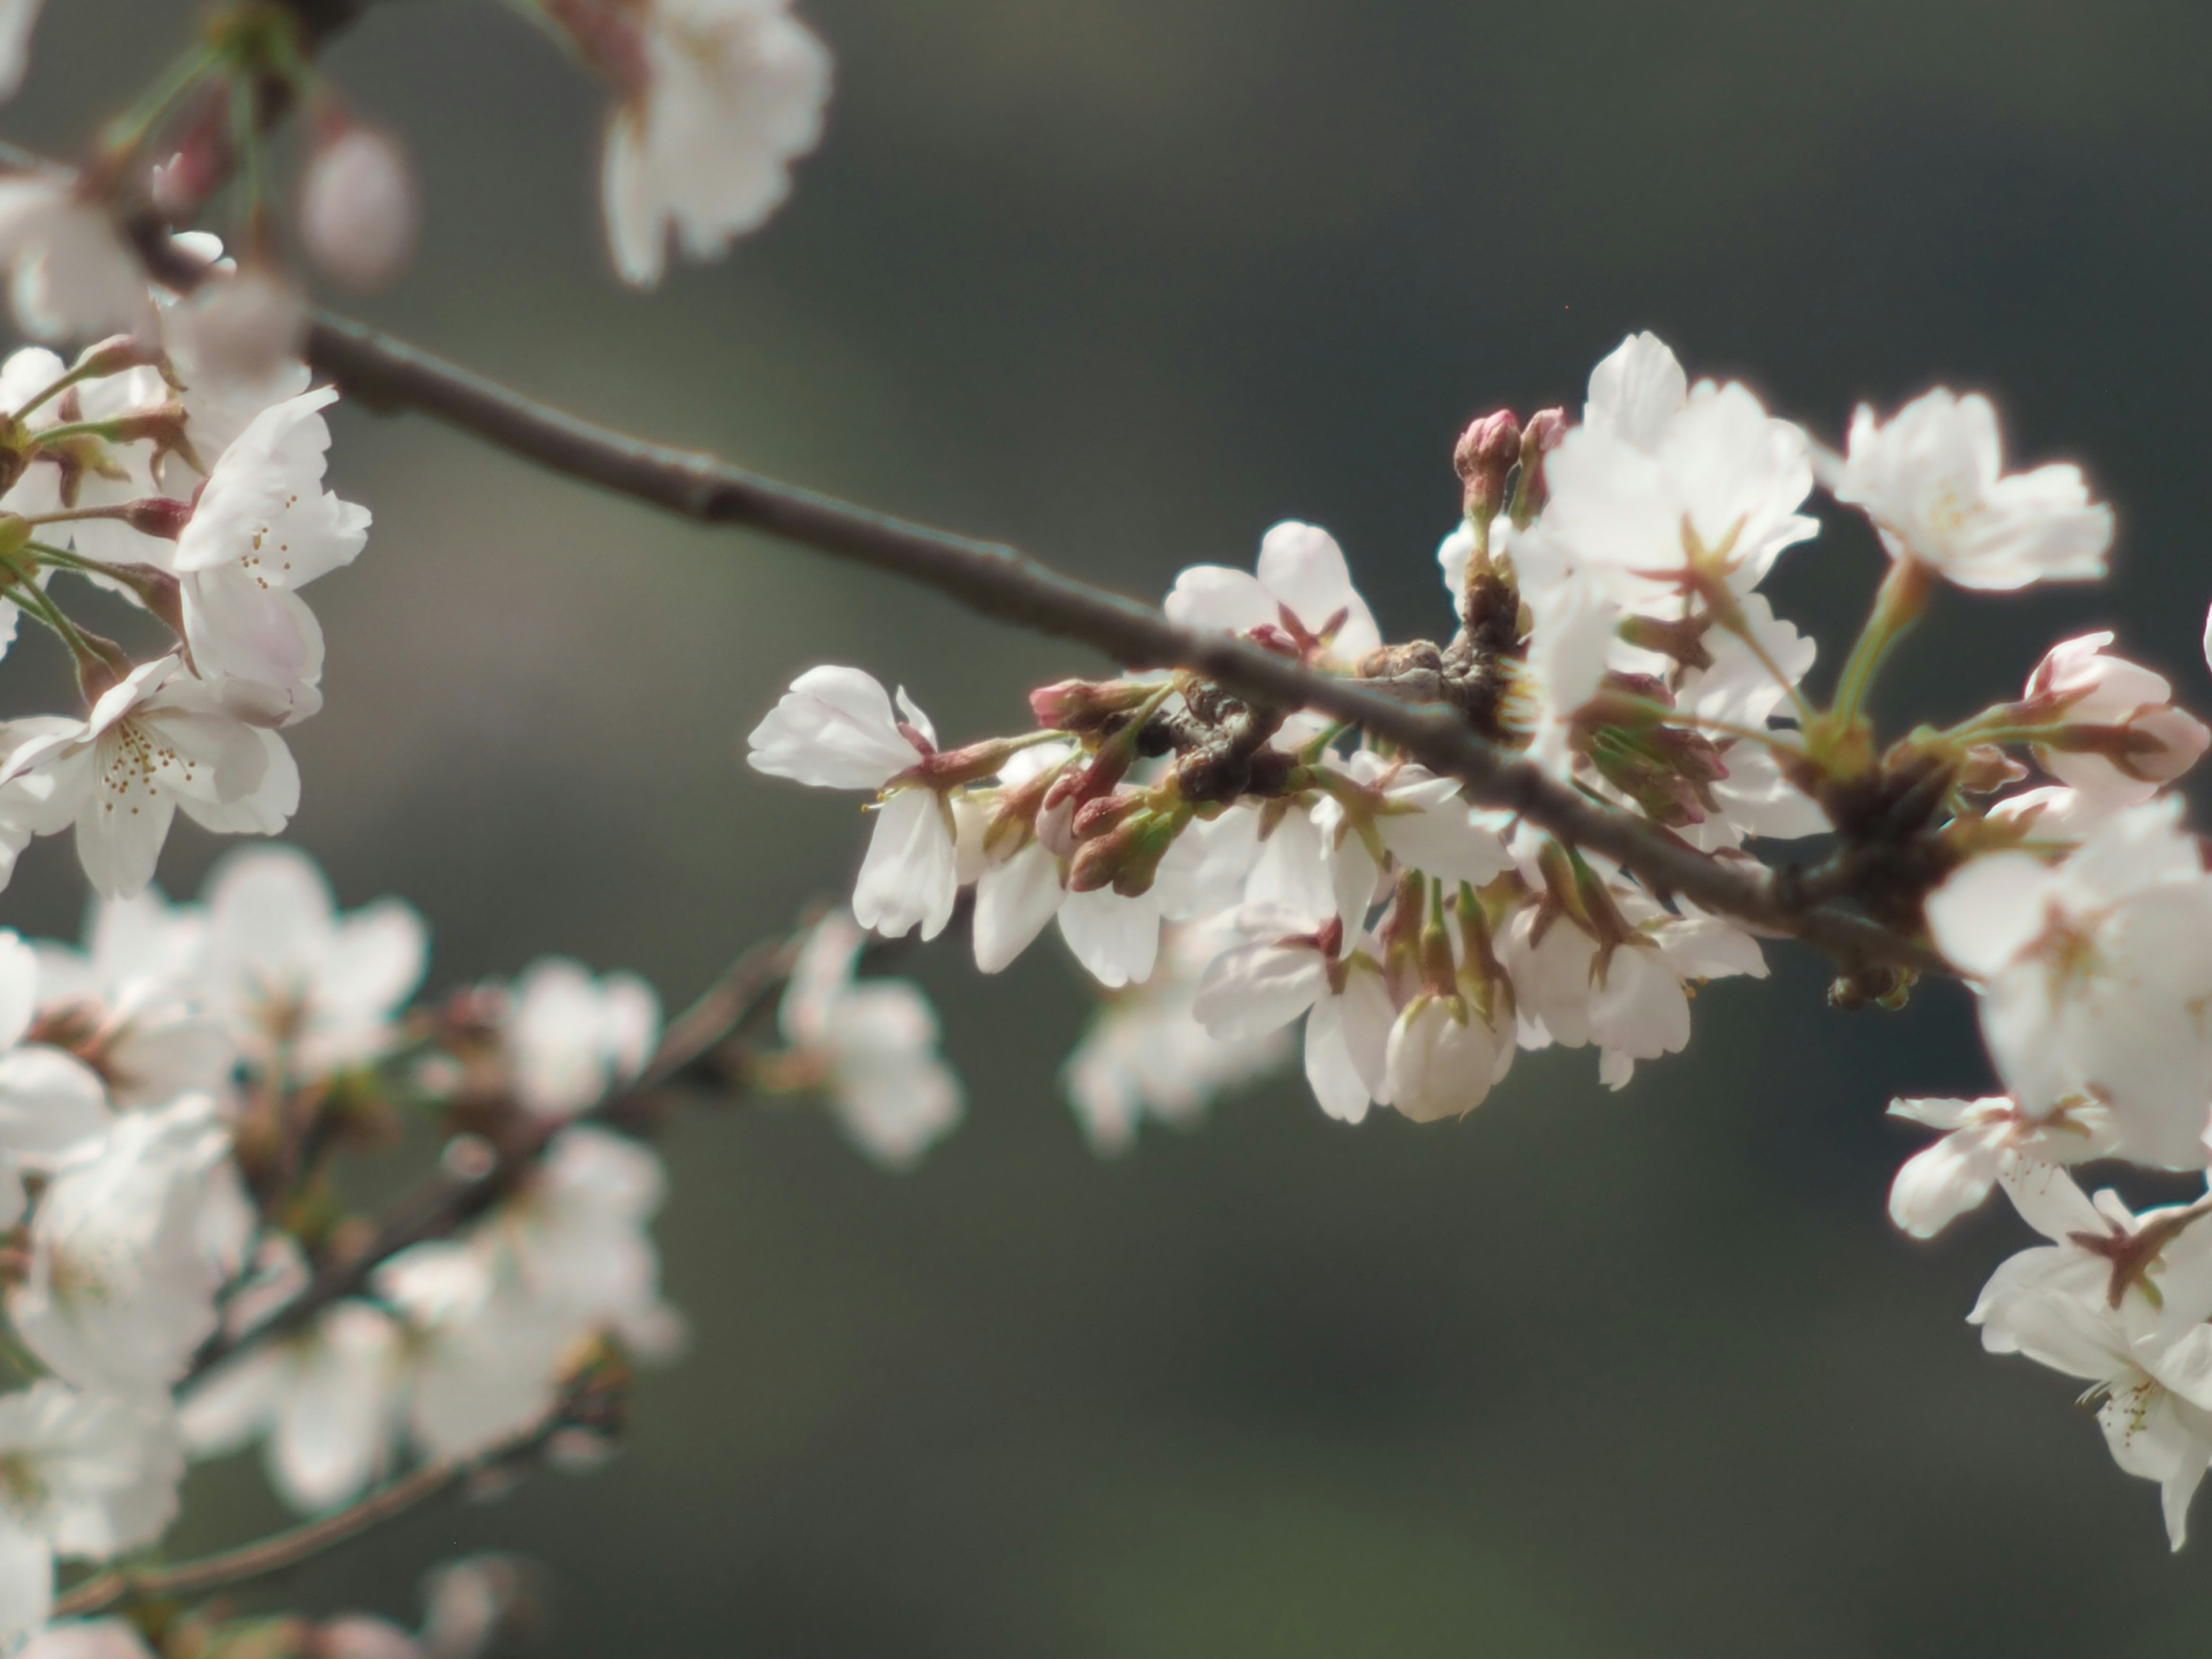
left=94, top=43, right=220, bottom=170
left=1828, top=557, right=1935, bottom=729
left=1600, top=696, right=1808, bottom=754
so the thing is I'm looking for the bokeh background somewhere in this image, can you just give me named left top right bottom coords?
left=10, top=1, right=2212, bottom=1653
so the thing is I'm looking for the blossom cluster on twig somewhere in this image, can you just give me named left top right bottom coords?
left=749, top=326, right=2212, bottom=1547
left=0, top=0, right=2201, bottom=1650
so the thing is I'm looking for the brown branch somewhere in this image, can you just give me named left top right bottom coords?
left=54, top=1414, right=559, bottom=1619
left=304, top=312, right=1943, bottom=976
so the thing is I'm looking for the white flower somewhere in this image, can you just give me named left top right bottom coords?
left=2021, top=632, right=2209, bottom=804
left=1926, top=800, right=2212, bottom=1168
left=1328, top=752, right=1516, bottom=889
left=0, top=0, right=42, bottom=100
left=163, top=268, right=305, bottom=397
left=777, top=909, right=963, bottom=1168
left=1971, top=1168, right=2212, bottom=1550
left=374, top=1243, right=572, bottom=1462
left=748, top=667, right=959, bottom=941
left=1886, top=1093, right=2117, bottom=1240
left=1384, top=991, right=1513, bottom=1123
left=0, top=658, right=301, bottom=900
left=1582, top=329, right=1687, bottom=450
left=1062, top=923, right=1289, bottom=1155
left=481, top=1126, right=683, bottom=1358
left=9, top=1095, right=235, bottom=1396
left=1502, top=885, right=1766, bottom=1088
left=1165, top=521, right=1382, bottom=668
left=1518, top=338, right=1817, bottom=615
left=1832, top=389, right=2112, bottom=589
left=502, top=958, right=660, bottom=1118
left=178, top=1300, right=400, bottom=1513
left=148, top=386, right=372, bottom=722
left=597, top=0, right=832, bottom=287
left=0, top=177, right=150, bottom=343
left=0, top=1384, right=181, bottom=1647
left=1191, top=903, right=1396, bottom=1124
left=29, top=891, right=230, bottom=1111
left=0, top=933, right=111, bottom=1229
left=300, top=126, right=419, bottom=292
left=202, top=844, right=429, bottom=1074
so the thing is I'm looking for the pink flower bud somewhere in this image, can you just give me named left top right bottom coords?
left=1514, top=407, right=1569, bottom=518
left=1028, top=677, right=1156, bottom=733
left=1453, top=408, right=1521, bottom=525
left=2024, top=631, right=2211, bottom=801
left=119, top=497, right=192, bottom=539
left=301, top=124, right=419, bottom=293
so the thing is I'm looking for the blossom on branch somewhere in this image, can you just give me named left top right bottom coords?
left=1832, top=388, right=2113, bottom=590
left=554, top=0, right=831, bottom=287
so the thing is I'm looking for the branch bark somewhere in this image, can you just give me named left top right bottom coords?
left=54, top=1414, right=559, bottom=1619
left=304, top=312, right=1942, bottom=975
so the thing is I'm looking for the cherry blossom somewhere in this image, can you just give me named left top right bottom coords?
left=199, top=844, right=426, bottom=1074
left=1520, top=335, right=1817, bottom=615
left=502, top=958, right=661, bottom=1118
left=374, top=1243, right=573, bottom=1463
left=2018, top=632, right=2209, bottom=804
left=1926, top=799, right=2212, bottom=1168
left=1165, top=521, right=1383, bottom=668
left=300, top=125, right=419, bottom=293
left=1886, top=1093, right=2118, bottom=1239
left=0, top=1384, right=181, bottom=1647
left=0, top=658, right=301, bottom=900
left=483, top=1126, right=684, bottom=1359
left=1190, top=903, right=1395, bottom=1124
left=775, top=908, right=962, bottom=1167
left=8, top=1094, right=239, bottom=1396
left=0, top=177, right=150, bottom=343
left=1063, top=923, right=1289, bottom=1154
left=179, top=1301, right=401, bottom=1513
left=1832, top=388, right=2112, bottom=590
left=584, top=0, right=832, bottom=287
left=748, top=666, right=960, bottom=941
left=1972, top=1168, right=2212, bottom=1548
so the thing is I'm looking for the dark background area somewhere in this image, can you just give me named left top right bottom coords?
left=10, top=2, right=2212, bottom=1653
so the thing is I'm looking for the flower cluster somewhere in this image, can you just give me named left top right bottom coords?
left=0, top=843, right=961, bottom=1651
left=746, top=329, right=2212, bottom=1548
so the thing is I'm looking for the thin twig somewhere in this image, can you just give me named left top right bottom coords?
left=302, top=312, right=1941, bottom=976
left=54, top=1414, right=559, bottom=1618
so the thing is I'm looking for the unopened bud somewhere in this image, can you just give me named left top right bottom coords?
left=71, top=334, right=158, bottom=381
left=1066, top=808, right=1184, bottom=896
left=101, top=402, right=191, bottom=450
left=1512, top=407, right=1569, bottom=521
left=301, top=122, right=420, bottom=293
left=120, top=496, right=192, bottom=539
left=1028, top=676, right=1158, bottom=733
left=1958, top=743, right=2029, bottom=794
left=1070, top=790, right=1142, bottom=841
left=1453, top=408, right=1521, bottom=527
left=131, top=567, right=186, bottom=638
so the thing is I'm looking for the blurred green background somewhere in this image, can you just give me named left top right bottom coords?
left=12, top=1, right=2212, bottom=1653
